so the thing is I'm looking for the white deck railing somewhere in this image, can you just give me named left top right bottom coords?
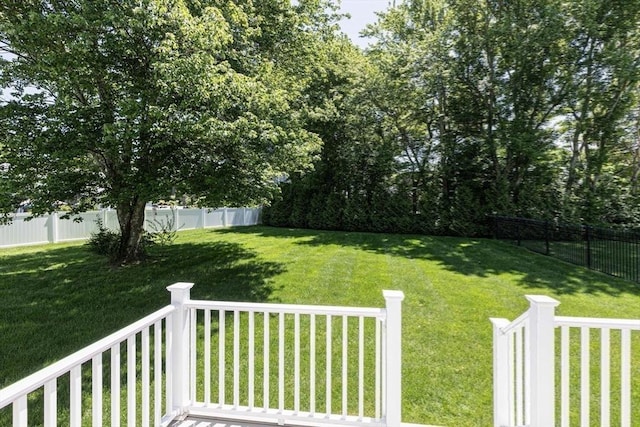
left=0, top=304, right=176, bottom=427
left=492, top=295, right=640, bottom=427
left=0, top=283, right=404, bottom=427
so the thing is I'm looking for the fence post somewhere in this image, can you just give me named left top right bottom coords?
left=544, top=220, right=550, bottom=255
left=633, top=231, right=640, bottom=282
left=223, top=207, right=227, bottom=227
left=490, top=318, right=511, bottom=427
left=383, top=290, right=405, bottom=427
left=173, top=208, right=179, bottom=232
left=201, top=207, right=206, bottom=229
left=167, top=282, right=194, bottom=415
left=48, top=212, right=59, bottom=243
left=526, top=295, right=560, bottom=427
left=585, top=225, right=592, bottom=270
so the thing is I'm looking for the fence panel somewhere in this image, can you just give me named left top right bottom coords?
left=57, top=211, right=104, bottom=241
left=225, top=208, right=246, bottom=226
left=244, top=208, right=261, bottom=226
left=145, top=209, right=175, bottom=233
left=204, top=209, right=226, bottom=228
left=178, top=209, right=204, bottom=231
left=0, top=207, right=261, bottom=249
left=492, top=216, right=640, bottom=283
left=0, top=214, right=50, bottom=247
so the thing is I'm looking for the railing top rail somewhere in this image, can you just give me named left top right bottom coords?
left=497, top=310, right=530, bottom=335
left=186, top=299, right=386, bottom=319
left=555, top=315, right=640, bottom=330
left=0, top=305, right=175, bottom=409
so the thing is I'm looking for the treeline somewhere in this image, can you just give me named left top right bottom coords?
left=264, top=0, right=640, bottom=235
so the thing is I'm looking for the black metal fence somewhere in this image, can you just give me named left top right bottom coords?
left=492, top=216, right=640, bottom=283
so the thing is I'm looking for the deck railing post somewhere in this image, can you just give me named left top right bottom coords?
left=167, top=282, right=194, bottom=415
left=490, top=317, right=511, bottom=427
left=527, top=295, right=560, bottom=427
left=383, top=290, right=405, bottom=427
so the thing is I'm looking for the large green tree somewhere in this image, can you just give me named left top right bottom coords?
left=0, top=0, right=327, bottom=263
left=364, top=0, right=640, bottom=227
left=559, top=0, right=640, bottom=223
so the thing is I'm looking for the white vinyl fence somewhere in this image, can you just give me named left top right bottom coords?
left=0, top=207, right=261, bottom=249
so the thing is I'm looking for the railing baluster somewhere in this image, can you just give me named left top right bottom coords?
left=326, top=314, right=332, bottom=416
left=1, top=303, right=176, bottom=427
left=381, top=316, right=386, bottom=417
left=342, top=315, right=348, bottom=418
left=142, top=327, right=150, bottom=427
left=561, top=326, right=570, bottom=427
left=621, top=329, right=631, bottom=427
left=524, top=321, right=530, bottom=425
left=219, top=310, right=226, bottom=407
left=44, top=379, right=56, bottom=427
left=263, top=311, right=270, bottom=411
left=92, top=354, right=103, bottom=427
left=507, top=332, right=515, bottom=427
left=278, top=312, right=285, bottom=413
left=166, top=316, right=173, bottom=414
left=375, top=318, right=381, bottom=420
left=13, top=395, right=27, bottom=427
left=294, top=312, right=300, bottom=414
left=70, top=365, right=81, bottom=427
left=248, top=311, right=255, bottom=409
left=154, top=320, right=162, bottom=426
left=190, top=309, right=196, bottom=403
left=1, top=290, right=393, bottom=427
left=580, top=327, right=590, bottom=427
left=358, top=316, right=364, bottom=419
left=515, top=327, right=523, bottom=426
left=111, top=343, right=121, bottom=427
left=204, top=309, right=211, bottom=405
left=600, top=328, right=610, bottom=427
left=310, top=313, right=316, bottom=416
left=127, top=335, right=136, bottom=427
left=233, top=310, right=240, bottom=408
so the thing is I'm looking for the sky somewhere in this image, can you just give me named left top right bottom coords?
left=336, top=0, right=394, bottom=47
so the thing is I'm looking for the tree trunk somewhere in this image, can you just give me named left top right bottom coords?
left=115, top=197, right=147, bottom=264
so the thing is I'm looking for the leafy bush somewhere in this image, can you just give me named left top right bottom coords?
left=88, top=214, right=177, bottom=262
left=86, top=217, right=120, bottom=256
left=146, top=214, right=177, bottom=246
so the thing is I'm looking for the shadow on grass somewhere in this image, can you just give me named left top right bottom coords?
left=220, top=226, right=640, bottom=297
left=0, top=239, right=285, bottom=388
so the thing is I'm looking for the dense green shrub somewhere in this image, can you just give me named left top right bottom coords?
left=87, top=215, right=177, bottom=262
left=86, top=218, right=121, bottom=257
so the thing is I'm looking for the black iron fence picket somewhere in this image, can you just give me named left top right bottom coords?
left=491, top=216, right=640, bottom=283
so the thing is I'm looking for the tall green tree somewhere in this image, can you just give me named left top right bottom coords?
left=0, top=0, right=328, bottom=263
left=365, top=0, right=639, bottom=227
left=559, top=0, right=640, bottom=223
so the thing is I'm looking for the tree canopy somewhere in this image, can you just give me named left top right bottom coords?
left=265, top=0, right=640, bottom=234
left=0, top=0, right=338, bottom=262
left=2, top=0, right=640, bottom=258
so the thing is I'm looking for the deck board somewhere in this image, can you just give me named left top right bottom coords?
left=169, top=417, right=280, bottom=427
left=169, top=417, right=444, bottom=427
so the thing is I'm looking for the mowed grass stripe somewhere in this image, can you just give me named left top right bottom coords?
left=2, top=226, right=640, bottom=426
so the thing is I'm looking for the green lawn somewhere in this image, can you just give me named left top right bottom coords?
left=2, top=226, right=640, bottom=426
